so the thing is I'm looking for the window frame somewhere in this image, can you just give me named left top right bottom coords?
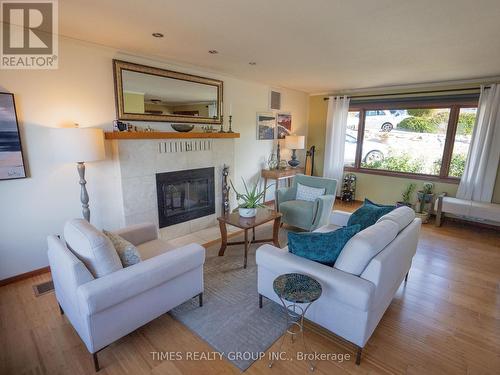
left=344, top=98, right=478, bottom=183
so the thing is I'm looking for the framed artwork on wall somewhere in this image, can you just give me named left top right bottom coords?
left=0, top=93, right=27, bottom=180
left=256, top=112, right=276, bottom=140
left=276, top=112, right=292, bottom=139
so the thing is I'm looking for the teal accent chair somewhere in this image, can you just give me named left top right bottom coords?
left=276, top=174, right=337, bottom=231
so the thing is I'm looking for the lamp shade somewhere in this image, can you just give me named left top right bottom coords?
left=285, top=135, right=305, bottom=150
left=53, top=127, right=105, bottom=163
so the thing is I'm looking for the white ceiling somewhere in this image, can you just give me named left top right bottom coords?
left=60, top=0, right=500, bottom=93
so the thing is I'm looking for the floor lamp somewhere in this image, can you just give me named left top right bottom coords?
left=54, top=127, right=105, bottom=222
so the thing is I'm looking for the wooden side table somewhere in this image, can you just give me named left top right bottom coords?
left=217, top=208, right=282, bottom=268
left=261, top=167, right=304, bottom=202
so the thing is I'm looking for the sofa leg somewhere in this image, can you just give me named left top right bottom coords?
left=58, top=303, right=64, bottom=315
left=259, top=294, right=263, bottom=308
left=198, top=293, right=203, bottom=307
left=93, top=352, right=100, bottom=372
left=355, top=346, right=362, bottom=365
left=404, top=271, right=409, bottom=283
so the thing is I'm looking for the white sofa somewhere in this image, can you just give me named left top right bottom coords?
left=256, top=207, right=421, bottom=364
left=47, top=219, right=205, bottom=371
left=435, top=194, right=500, bottom=227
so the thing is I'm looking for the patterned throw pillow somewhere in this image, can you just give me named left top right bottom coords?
left=347, top=199, right=396, bottom=231
left=296, top=183, right=326, bottom=202
left=288, top=224, right=361, bottom=266
left=103, top=230, right=142, bottom=267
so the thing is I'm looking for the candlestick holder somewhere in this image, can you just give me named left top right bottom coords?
left=227, top=115, right=234, bottom=133
left=218, top=115, right=225, bottom=133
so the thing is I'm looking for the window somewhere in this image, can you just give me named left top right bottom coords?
left=344, top=98, right=478, bottom=181
left=345, top=111, right=360, bottom=166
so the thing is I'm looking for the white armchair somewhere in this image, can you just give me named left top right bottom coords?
left=47, top=219, right=205, bottom=371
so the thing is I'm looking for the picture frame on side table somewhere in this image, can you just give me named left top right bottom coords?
left=0, top=93, right=27, bottom=180
left=257, top=112, right=276, bottom=140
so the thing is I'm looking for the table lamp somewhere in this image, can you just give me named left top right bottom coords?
left=54, top=127, right=105, bottom=222
left=285, top=135, right=305, bottom=168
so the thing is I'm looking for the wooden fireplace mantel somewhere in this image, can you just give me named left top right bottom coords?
left=104, top=132, right=240, bottom=140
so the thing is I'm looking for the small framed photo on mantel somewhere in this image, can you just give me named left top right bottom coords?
left=0, top=93, right=27, bottom=180
left=256, top=112, right=276, bottom=140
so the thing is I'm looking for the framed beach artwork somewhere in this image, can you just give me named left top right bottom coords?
left=0, top=93, right=26, bottom=180
left=256, top=112, right=276, bottom=140
left=276, top=112, right=292, bottom=139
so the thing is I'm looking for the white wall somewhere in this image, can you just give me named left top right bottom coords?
left=0, top=37, right=308, bottom=280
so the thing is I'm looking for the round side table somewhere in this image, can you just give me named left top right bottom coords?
left=270, top=273, right=322, bottom=371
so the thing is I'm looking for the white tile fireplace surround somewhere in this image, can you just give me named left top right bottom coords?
left=110, top=138, right=235, bottom=240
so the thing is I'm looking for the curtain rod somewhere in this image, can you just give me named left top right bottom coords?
left=322, top=86, right=487, bottom=101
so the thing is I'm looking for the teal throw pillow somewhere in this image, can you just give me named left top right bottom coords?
left=288, top=225, right=361, bottom=266
left=347, top=198, right=395, bottom=230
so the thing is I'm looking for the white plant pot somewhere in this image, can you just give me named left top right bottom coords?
left=239, top=207, right=257, bottom=218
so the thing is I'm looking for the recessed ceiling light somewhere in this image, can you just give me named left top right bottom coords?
left=152, top=33, right=164, bottom=38
left=208, top=50, right=219, bottom=54
left=249, top=62, right=257, bottom=65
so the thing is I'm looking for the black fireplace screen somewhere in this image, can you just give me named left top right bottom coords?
left=156, top=167, right=215, bottom=228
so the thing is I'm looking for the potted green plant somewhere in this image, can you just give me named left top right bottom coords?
left=397, top=183, right=416, bottom=207
left=230, top=178, right=269, bottom=218
left=416, top=182, right=434, bottom=213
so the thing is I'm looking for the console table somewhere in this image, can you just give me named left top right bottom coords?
left=261, top=167, right=304, bottom=202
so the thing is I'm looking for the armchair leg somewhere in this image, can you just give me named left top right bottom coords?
left=58, top=303, right=64, bottom=315
left=259, top=293, right=263, bottom=308
left=404, top=271, right=409, bottom=283
left=355, top=346, right=362, bottom=365
left=93, top=352, right=100, bottom=372
left=198, top=293, right=203, bottom=307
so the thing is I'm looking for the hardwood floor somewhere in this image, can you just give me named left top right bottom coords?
left=1, top=204, right=499, bottom=374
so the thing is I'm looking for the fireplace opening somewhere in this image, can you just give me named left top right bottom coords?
left=156, top=167, right=215, bottom=228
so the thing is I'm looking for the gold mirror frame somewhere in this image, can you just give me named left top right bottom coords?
left=113, top=59, right=223, bottom=124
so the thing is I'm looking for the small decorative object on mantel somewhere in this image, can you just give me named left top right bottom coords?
left=285, top=135, right=305, bottom=168
left=227, top=115, right=234, bottom=133
left=218, top=115, right=225, bottom=133
left=222, top=164, right=230, bottom=215
left=202, top=125, right=216, bottom=133
left=113, top=120, right=128, bottom=132
left=341, top=173, right=357, bottom=203
left=171, top=124, right=195, bottom=132
left=230, top=177, right=269, bottom=218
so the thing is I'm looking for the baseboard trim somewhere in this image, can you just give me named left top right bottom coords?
left=0, top=266, right=50, bottom=287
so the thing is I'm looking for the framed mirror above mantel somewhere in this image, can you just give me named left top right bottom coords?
left=113, top=60, right=223, bottom=124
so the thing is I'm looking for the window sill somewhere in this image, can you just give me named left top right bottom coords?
left=343, top=167, right=460, bottom=184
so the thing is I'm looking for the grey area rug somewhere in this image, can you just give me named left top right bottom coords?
left=170, top=227, right=290, bottom=371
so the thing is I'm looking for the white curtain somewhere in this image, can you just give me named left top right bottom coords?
left=323, top=95, right=350, bottom=195
left=457, top=84, right=500, bottom=202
